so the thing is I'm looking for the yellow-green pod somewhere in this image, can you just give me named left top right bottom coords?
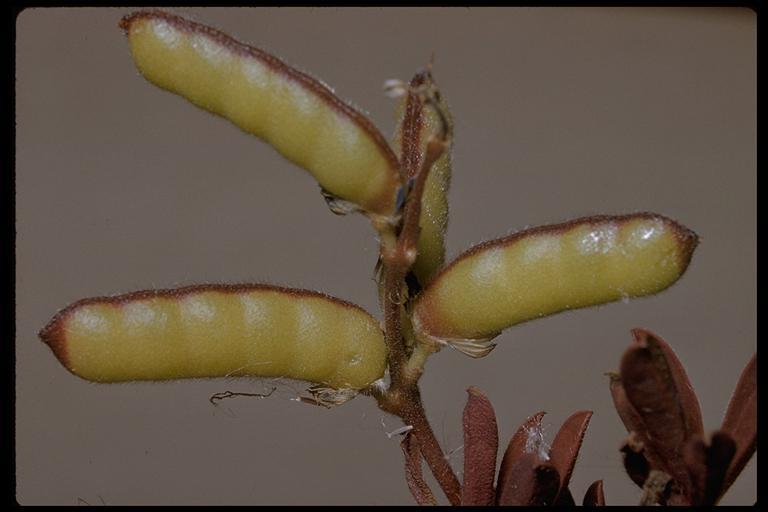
left=119, top=11, right=401, bottom=217
left=391, top=70, right=452, bottom=286
left=39, top=284, right=387, bottom=390
left=412, top=213, right=698, bottom=345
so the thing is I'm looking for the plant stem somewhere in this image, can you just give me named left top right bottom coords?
left=398, top=390, right=463, bottom=505
left=374, top=97, right=461, bottom=503
left=378, top=260, right=461, bottom=505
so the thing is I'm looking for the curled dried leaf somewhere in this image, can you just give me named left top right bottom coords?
left=619, top=330, right=700, bottom=493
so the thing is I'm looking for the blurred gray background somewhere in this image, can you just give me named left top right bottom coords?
left=16, top=7, right=755, bottom=505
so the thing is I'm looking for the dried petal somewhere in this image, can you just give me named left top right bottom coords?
left=583, top=480, right=606, bottom=506
left=400, top=433, right=437, bottom=505
left=461, top=387, right=499, bottom=506
left=620, top=330, right=700, bottom=494
left=496, top=453, right=561, bottom=506
left=721, top=353, right=756, bottom=493
left=496, top=411, right=547, bottom=505
left=440, top=335, right=498, bottom=359
left=548, top=410, right=592, bottom=500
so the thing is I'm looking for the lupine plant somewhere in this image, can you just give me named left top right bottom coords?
left=38, top=10, right=755, bottom=505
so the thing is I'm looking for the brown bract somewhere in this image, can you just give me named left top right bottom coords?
left=398, top=70, right=430, bottom=182
left=610, top=329, right=756, bottom=505
left=453, top=387, right=602, bottom=506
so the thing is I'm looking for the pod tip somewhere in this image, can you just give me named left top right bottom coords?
left=38, top=313, right=69, bottom=368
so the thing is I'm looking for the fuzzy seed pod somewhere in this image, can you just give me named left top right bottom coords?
left=40, top=284, right=387, bottom=390
left=120, top=11, right=401, bottom=217
left=412, top=213, right=698, bottom=344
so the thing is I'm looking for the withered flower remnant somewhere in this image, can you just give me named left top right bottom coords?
left=609, top=329, right=756, bottom=505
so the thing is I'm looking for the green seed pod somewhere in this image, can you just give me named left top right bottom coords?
left=119, top=11, right=401, bottom=217
left=391, top=70, right=452, bottom=286
left=40, top=284, right=387, bottom=390
left=412, top=213, right=698, bottom=349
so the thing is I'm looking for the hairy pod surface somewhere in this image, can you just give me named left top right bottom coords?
left=120, top=11, right=401, bottom=217
left=392, top=70, right=452, bottom=286
left=39, top=285, right=387, bottom=390
left=413, top=213, right=698, bottom=341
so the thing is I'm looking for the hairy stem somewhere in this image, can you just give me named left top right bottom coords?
left=374, top=87, right=460, bottom=504
left=399, top=390, right=463, bottom=505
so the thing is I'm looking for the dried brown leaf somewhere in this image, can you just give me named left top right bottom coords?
left=630, top=328, right=704, bottom=440
left=608, top=373, right=646, bottom=436
left=721, top=353, right=757, bottom=493
left=548, top=410, right=592, bottom=500
left=496, top=411, right=547, bottom=505
left=461, top=387, right=499, bottom=506
left=496, top=453, right=561, bottom=506
left=620, top=330, right=700, bottom=492
left=609, top=373, right=667, bottom=479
